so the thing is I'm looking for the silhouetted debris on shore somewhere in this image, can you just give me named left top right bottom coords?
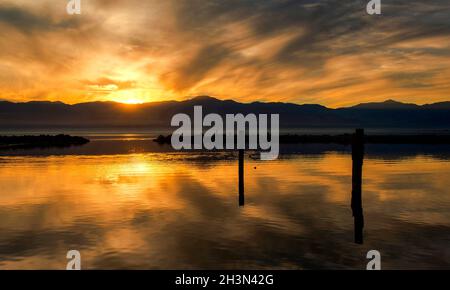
left=154, top=134, right=450, bottom=145
left=0, top=135, right=90, bottom=150
left=154, top=135, right=172, bottom=144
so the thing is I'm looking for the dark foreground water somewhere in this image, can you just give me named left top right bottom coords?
left=0, top=134, right=449, bottom=269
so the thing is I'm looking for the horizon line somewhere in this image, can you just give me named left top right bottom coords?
left=1, top=96, right=450, bottom=109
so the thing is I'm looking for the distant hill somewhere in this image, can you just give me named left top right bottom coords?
left=348, top=99, right=420, bottom=110
left=0, top=96, right=449, bottom=128
left=337, top=99, right=450, bottom=128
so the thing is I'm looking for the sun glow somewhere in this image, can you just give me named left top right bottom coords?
left=119, top=98, right=144, bottom=105
left=109, top=90, right=147, bottom=104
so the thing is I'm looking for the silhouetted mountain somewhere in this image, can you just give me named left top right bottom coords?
left=337, top=100, right=450, bottom=127
left=422, top=102, right=450, bottom=109
left=348, top=99, right=420, bottom=110
left=0, top=97, right=449, bottom=128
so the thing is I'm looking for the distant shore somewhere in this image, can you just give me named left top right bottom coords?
left=0, top=135, right=90, bottom=150
left=1, top=133, right=450, bottom=152
left=154, top=134, right=450, bottom=145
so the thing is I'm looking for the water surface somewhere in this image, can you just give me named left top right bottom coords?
left=0, top=136, right=449, bottom=269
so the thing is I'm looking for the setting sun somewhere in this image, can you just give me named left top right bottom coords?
left=119, top=98, right=144, bottom=105
left=108, top=90, right=148, bottom=104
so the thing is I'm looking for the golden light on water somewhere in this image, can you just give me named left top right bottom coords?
left=0, top=152, right=449, bottom=269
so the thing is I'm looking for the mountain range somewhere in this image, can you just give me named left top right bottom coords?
left=0, top=96, right=449, bottom=128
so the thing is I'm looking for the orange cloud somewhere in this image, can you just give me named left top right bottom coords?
left=0, top=0, right=449, bottom=107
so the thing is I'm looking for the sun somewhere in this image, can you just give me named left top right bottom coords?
left=109, top=90, right=146, bottom=104
left=120, top=98, right=144, bottom=105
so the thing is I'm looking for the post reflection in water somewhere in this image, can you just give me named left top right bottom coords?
left=239, top=130, right=366, bottom=244
left=351, top=129, right=365, bottom=244
left=239, top=149, right=245, bottom=207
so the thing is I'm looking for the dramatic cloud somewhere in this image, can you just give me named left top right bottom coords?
left=0, top=0, right=449, bottom=106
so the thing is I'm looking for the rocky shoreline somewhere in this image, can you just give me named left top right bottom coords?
left=0, top=135, right=90, bottom=150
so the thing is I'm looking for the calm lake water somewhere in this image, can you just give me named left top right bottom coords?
left=0, top=134, right=449, bottom=269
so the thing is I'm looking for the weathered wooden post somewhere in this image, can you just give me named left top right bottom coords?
left=351, top=129, right=365, bottom=244
left=239, top=149, right=245, bottom=206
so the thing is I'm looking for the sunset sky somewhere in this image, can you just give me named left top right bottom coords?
left=0, top=0, right=449, bottom=107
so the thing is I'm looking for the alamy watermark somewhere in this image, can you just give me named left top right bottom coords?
left=66, top=0, right=81, bottom=15
left=63, top=249, right=380, bottom=270
left=170, top=106, right=279, bottom=160
left=366, top=250, right=381, bottom=270
left=66, top=1, right=380, bottom=16
left=366, top=0, right=382, bottom=15
left=66, top=250, right=81, bottom=270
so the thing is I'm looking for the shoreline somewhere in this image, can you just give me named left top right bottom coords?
left=154, top=134, right=450, bottom=145
left=0, top=134, right=90, bottom=150
left=1, top=133, right=450, bottom=151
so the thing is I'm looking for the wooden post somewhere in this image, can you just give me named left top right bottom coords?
left=239, top=149, right=245, bottom=206
left=351, top=129, right=364, bottom=244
